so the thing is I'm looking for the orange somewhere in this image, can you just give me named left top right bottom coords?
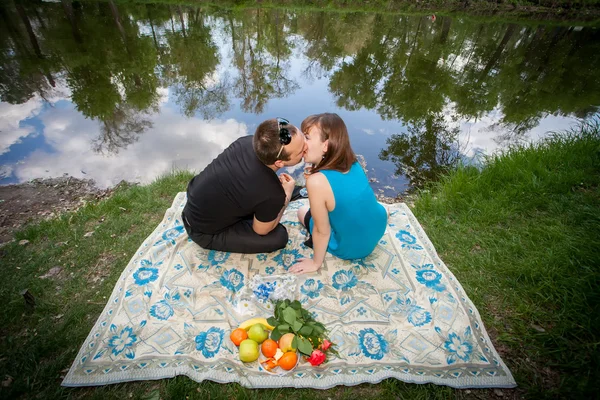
left=230, top=328, right=248, bottom=346
left=278, top=351, right=298, bottom=371
left=261, top=339, right=278, bottom=358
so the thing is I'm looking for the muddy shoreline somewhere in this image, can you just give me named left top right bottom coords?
left=0, top=177, right=118, bottom=245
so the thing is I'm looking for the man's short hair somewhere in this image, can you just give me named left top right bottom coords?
left=253, top=119, right=297, bottom=165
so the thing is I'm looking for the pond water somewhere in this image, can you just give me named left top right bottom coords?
left=1, top=2, right=599, bottom=195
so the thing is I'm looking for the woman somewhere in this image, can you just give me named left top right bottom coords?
left=289, top=113, right=388, bottom=275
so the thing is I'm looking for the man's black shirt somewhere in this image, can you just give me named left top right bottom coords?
left=183, top=136, right=285, bottom=234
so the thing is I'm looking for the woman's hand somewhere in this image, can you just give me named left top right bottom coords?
left=288, top=258, right=321, bottom=275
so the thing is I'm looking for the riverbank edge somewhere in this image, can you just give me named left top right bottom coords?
left=114, top=0, right=600, bottom=25
left=0, top=123, right=598, bottom=398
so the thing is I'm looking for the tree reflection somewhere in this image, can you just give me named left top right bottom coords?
left=379, top=114, right=461, bottom=188
left=1, top=2, right=600, bottom=163
left=226, top=8, right=299, bottom=113
left=162, top=7, right=228, bottom=118
left=93, top=105, right=153, bottom=154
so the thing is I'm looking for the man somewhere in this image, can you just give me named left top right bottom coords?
left=182, top=118, right=306, bottom=253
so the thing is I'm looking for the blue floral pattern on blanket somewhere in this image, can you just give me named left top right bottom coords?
left=150, top=300, right=174, bottom=321
left=358, top=328, right=389, bottom=360
left=321, top=269, right=378, bottom=305
left=395, top=229, right=423, bottom=250
left=388, top=297, right=433, bottom=327
left=195, top=327, right=225, bottom=358
left=300, top=279, right=324, bottom=300
left=220, top=269, right=244, bottom=293
left=154, top=221, right=185, bottom=246
left=63, top=194, right=515, bottom=390
left=133, top=266, right=159, bottom=286
left=108, top=326, right=138, bottom=358
left=412, top=264, right=446, bottom=292
left=273, top=248, right=302, bottom=271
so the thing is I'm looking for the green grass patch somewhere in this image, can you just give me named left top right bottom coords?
left=0, top=123, right=599, bottom=398
left=412, top=120, right=600, bottom=397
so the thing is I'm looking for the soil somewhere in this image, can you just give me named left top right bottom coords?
left=0, top=177, right=117, bottom=245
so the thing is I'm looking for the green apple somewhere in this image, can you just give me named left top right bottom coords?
left=239, top=339, right=259, bottom=362
left=247, top=323, right=268, bottom=344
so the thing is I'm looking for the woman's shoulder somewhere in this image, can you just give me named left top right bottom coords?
left=306, top=171, right=328, bottom=188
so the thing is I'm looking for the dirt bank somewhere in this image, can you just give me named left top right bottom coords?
left=0, top=177, right=117, bottom=245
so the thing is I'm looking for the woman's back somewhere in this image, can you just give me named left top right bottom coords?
left=316, top=162, right=387, bottom=259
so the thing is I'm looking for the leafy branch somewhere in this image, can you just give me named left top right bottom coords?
left=267, top=299, right=327, bottom=356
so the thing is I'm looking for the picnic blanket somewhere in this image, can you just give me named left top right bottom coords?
left=62, top=192, right=516, bottom=389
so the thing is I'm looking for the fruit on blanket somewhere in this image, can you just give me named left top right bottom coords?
left=278, top=333, right=296, bottom=352
left=248, top=323, right=269, bottom=344
left=278, top=351, right=298, bottom=370
left=273, top=348, right=284, bottom=361
left=230, top=328, right=248, bottom=346
left=238, top=317, right=275, bottom=331
left=239, top=339, right=259, bottom=362
left=260, top=358, right=278, bottom=371
left=261, top=339, right=278, bottom=358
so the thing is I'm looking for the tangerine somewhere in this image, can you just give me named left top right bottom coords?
left=261, top=339, right=278, bottom=358
left=278, top=351, right=298, bottom=371
left=230, top=328, right=248, bottom=346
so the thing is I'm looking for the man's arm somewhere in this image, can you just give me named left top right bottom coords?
left=252, top=174, right=295, bottom=235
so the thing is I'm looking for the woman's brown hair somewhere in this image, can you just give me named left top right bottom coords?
left=301, top=113, right=356, bottom=174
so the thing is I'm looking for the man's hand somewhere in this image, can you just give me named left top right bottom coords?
left=288, top=258, right=321, bottom=275
left=279, top=173, right=296, bottom=199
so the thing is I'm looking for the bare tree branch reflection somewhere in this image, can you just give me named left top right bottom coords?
left=92, top=105, right=153, bottom=154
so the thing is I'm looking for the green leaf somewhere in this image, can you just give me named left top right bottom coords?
left=292, top=320, right=303, bottom=332
left=313, top=324, right=325, bottom=335
left=292, top=335, right=298, bottom=349
left=297, top=337, right=313, bottom=356
left=299, top=325, right=313, bottom=336
left=290, top=300, right=302, bottom=310
left=282, top=307, right=297, bottom=325
left=277, top=324, right=290, bottom=333
left=270, top=327, right=282, bottom=341
left=267, top=317, right=278, bottom=327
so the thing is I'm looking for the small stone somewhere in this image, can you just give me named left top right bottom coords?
left=1, top=375, right=13, bottom=388
left=110, top=234, right=117, bottom=238
left=40, top=266, right=62, bottom=279
left=19, top=239, right=30, bottom=246
left=83, top=231, right=94, bottom=238
left=494, top=389, right=504, bottom=397
left=54, top=314, right=64, bottom=319
left=531, top=323, right=546, bottom=333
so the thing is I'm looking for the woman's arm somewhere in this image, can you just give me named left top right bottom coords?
left=289, top=173, right=332, bottom=275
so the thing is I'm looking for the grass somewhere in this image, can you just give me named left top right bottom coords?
left=0, top=121, right=599, bottom=399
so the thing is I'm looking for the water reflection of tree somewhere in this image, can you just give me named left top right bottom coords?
left=92, top=105, right=153, bottom=154
left=379, top=114, right=461, bottom=188
left=226, top=8, right=298, bottom=113
left=0, top=3, right=56, bottom=104
left=162, top=7, right=228, bottom=118
left=324, top=13, right=600, bottom=131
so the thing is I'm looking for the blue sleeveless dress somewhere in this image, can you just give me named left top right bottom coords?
left=309, top=161, right=387, bottom=260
